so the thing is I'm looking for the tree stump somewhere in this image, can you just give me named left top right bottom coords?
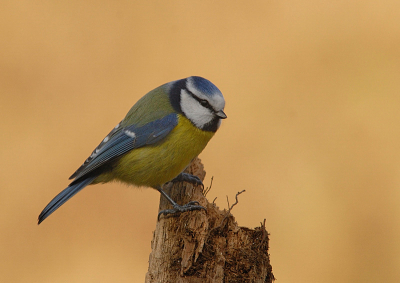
left=145, top=158, right=274, bottom=283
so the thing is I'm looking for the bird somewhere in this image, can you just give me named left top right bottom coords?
left=38, top=76, right=226, bottom=224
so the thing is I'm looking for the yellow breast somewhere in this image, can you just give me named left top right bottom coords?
left=95, top=115, right=214, bottom=188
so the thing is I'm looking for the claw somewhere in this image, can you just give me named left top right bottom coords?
left=171, top=173, right=204, bottom=189
left=158, top=202, right=206, bottom=220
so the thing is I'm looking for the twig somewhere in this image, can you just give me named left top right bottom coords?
left=227, top=190, right=246, bottom=212
left=203, top=176, right=214, bottom=196
left=261, top=219, right=267, bottom=242
left=210, top=190, right=247, bottom=233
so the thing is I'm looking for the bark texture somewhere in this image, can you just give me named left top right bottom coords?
left=145, top=158, right=274, bottom=283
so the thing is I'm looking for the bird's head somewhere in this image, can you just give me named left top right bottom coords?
left=168, top=76, right=226, bottom=132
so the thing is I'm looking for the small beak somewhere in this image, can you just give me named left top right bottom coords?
left=216, top=110, right=227, bottom=119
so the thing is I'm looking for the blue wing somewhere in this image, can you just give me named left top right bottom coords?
left=38, top=113, right=178, bottom=224
left=70, top=113, right=178, bottom=182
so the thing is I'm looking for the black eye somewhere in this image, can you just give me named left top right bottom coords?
left=200, top=100, right=209, bottom=107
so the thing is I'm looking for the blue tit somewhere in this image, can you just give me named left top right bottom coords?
left=38, top=76, right=226, bottom=224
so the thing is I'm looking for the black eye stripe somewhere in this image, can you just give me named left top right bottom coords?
left=185, top=88, right=214, bottom=111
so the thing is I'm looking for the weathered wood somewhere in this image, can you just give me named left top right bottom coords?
left=145, top=158, right=274, bottom=283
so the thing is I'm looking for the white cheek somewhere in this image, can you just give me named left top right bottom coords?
left=180, top=90, right=214, bottom=128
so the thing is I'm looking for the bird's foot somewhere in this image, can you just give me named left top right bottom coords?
left=171, top=173, right=204, bottom=189
left=158, top=201, right=206, bottom=220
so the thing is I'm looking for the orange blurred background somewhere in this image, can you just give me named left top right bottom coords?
left=1, top=1, right=400, bottom=282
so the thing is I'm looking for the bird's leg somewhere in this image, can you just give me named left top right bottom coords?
left=156, top=186, right=206, bottom=220
left=170, top=172, right=204, bottom=189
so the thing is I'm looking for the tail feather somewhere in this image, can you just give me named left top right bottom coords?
left=38, top=176, right=96, bottom=224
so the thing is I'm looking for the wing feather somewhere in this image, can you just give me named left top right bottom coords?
left=70, top=114, right=178, bottom=181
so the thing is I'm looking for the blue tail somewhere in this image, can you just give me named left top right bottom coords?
left=38, top=176, right=97, bottom=224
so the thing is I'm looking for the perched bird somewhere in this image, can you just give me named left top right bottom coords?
left=38, top=76, right=226, bottom=224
